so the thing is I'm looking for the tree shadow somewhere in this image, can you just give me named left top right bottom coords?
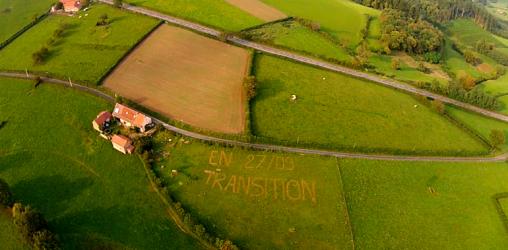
left=51, top=206, right=192, bottom=249
left=11, top=175, right=94, bottom=215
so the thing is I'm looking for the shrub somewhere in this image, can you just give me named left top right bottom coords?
left=391, top=58, right=400, bottom=70
left=424, top=51, right=441, bottom=64
left=32, top=229, right=59, bottom=250
left=431, top=100, right=445, bottom=114
left=54, top=2, right=63, bottom=10
left=244, top=76, right=257, bottom=100
left=490, top=129, right=505, bottom=148
left=464, top=50, right=482, bottom=66
left=113, top=0, right=123, bottom=8
left=96, top=14, right=109, bottom=26
left=32, top=46, right=49, bottom=65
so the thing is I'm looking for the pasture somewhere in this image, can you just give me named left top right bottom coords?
left=125, top=0, right=262, bottom=31
left=251, top=55, right=488, bottom=155
left=104, top=25, right=249, bottom=134
left=0, top=0, right=54, bottom=44
left=261, top=0, right=380, bottom=47
left=447, top=106, right=508, bottom=151
left=242, top=20, right=352, bottom=62
left=0, top=78, right=199, bottom=249
left=152, top=134, right=354, bottom=250
left=446, top=19, right=507, bottom=48
left=340, top=159, right=508, bottom=249
left=225, top=0, right=286, bottom=22
left=0, top=4, right=159, bottom=85
left=477, top=73, right=508, bottom=114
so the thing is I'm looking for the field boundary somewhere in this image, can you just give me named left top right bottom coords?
left=2, top=72, right=508, bottom=162
left=97, top=20, right=163, bottom=85
left=99, top=0, right=508, bottom=124
left=0, top=9, right=50, bottom=49
left=492, top=193, right=508, bottom=233
left=334, top=158, right=356, bottom=250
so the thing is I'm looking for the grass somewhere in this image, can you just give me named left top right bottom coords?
left=251, top=55, right=487, bottom=155
left=0, top=77, right=199, bottom=249
left=242, top=20, right=351, bottom=62
left=447, top=106, right=508, bottom=151
left=477, top=72, right=508, bottom=114
left=443, top=38, right=482, bottom=79
left=0, top=4, right=159, bottom=85
left=261, top=0, right=380, bottom=47
left=340, top=159, right=508, bottom=249
left=125, top=0, right=262, bottom=31
left=0, top=210, right=29, bottom=250
left=151, top=133, right=354, bottom=250
left=368, top=54, right=446, bottom=84
left=0, top=0, right=54, bottom=44
left=446, top=19, right=507, bottom=48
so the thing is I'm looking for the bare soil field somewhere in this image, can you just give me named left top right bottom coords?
left=225, top=0, right=286, bottom=22
left=104, top=25, right=250, bottom=134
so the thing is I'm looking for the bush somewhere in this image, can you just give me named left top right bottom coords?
left=0, top=178, right=13, bottom=207
left=424, top=51, right=441, bottom=64
left=12, top=203, right=59, bottom=249
left=391, top=58, right=400, bottom=70
left=490, top=129, right=505, bottom=148
left=244, top=76, right=257, bottom=100
left=32, top=46, right=49, bottom=65
left=113, top=0, right=123, bottom=8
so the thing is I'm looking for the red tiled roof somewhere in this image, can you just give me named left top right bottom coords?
left=94, top=111, right=112, bottom=126
left=60, top=0, right=81, bottom=10
left=111, top=134, right=132, bottom=148
left=112, top=103, right=151, bottom=128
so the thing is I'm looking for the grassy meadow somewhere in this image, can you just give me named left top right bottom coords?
left=151, top=133, right=353, bottom=250
left=242, top=20, right=352, bottom=62
left=446, top=106, right=508, bottom=151
left=251, top=55, right=487, bottom=155
left=0, top=78, right=199, bottom=249
left=124, top=0, right=262, bottom=31
left=340, top=159, right=508, bottom=249
left=261, top=0, right=380, bottom=47
left=0, top=4, right=159, bottom=85
left=0, top=0, right=54, bottom=44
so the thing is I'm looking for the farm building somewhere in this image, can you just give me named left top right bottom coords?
left=112, top=103, right=152, bottom=132
left=92, top=111, right=112, bottom=132
left=111, top=134, right=135, bottom=154
left=59, top=0, right=81, bottom=12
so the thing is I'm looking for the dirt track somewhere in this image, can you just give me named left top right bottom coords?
left=104, top=25, right=249, bottom=134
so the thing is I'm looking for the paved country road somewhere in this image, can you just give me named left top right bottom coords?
left=1, top=72, right=507, bottom=163
left=97, top=0, right=508, bottom=124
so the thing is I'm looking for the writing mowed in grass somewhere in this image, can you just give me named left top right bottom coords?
left=151, top=132, right=353, bottom=250
left=104, top=25, right=250, bottom=134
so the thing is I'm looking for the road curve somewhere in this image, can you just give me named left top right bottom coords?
left=1, top=71, right=506, bottom=163
left=97, top=0, right=508, bottom=124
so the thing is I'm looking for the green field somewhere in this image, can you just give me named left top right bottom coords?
left=261, top=0, right=380, bottom=47
left=477, top=72, right=508, bottom=114
left=446, top=19, right=507, bottom=48
left=0, top=0, right=54, bottom=44
left=251, top=55, right=487, bottom=155
left=125, top=0, right=262, bottom=31
left=340, top=159, right=508, bottom=249
left=0, top=211, right=29, bottom=250
left=447, top=106, right=508, bottom=151
left=152, top=134, right=353, bottom=249
left=242, top=20, right=351, bottom=62
left=0, top=4, right=159, bottom=85
left=0, top=78, right=199, bottom=249
left=443, top=39, right=483, bottom=79
left=368, top=54, right=446, bottom=84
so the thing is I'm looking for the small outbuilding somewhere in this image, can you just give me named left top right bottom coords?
left=111, top=134, right=135, bottom=154
left=92, top=111, right=112, bottom=132
left=59, top=0, right=81, bottom=12
left=112, top=103, right=152, bottom=132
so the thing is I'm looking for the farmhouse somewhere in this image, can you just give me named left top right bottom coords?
left=92, top=111, right=112, bottom=132
left=59, top=0, right=81, bottom=12
left=112, top=103, right=152, bottom=132
left=111, top=134, right=135, bottom=154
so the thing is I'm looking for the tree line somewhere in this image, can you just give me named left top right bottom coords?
left=356, top=0, right=499, bottom=32
left=0, top=178, right=60, bottom=250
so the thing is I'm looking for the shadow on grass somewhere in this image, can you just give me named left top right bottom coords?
left=12, top=175, right=94, bottom=215
left=51, top=206, right=182, bottom=249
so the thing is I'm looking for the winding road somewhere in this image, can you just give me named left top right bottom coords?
left=98, top=0, right=508, bottom=123
left=2, top=71, right=507, bottom=163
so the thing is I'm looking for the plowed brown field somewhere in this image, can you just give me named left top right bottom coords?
left=104, top=25, right=250, bottom=134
